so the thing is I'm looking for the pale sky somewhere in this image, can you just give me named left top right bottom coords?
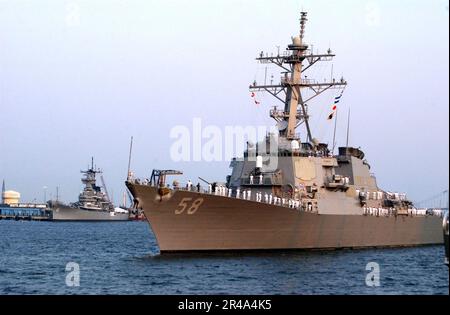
left=0, top=0, right=448, bottom=205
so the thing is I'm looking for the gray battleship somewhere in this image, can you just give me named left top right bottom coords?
left=126, top=12, right=444, bottom=252
left=51, top=159, right=129, bottom=221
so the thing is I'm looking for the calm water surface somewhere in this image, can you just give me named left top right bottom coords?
left=0, top=220, right=448, bottom=295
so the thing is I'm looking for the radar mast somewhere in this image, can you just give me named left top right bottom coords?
left=249, top=12, right=347, bottom=144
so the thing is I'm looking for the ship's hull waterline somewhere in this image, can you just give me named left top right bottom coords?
left=127, top=184, right=443, bottom=252
left=51, top=206, right=129, bottom=221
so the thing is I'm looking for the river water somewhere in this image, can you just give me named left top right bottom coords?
left=0, top=220, right=447, bottom=295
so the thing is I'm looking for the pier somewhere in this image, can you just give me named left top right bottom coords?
left=0, top=204, right=52, bottom=221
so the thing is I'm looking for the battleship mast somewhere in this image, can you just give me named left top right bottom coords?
left=81, top=157, right=101, bottom=191
left=250, top=12, right=347, bottom=145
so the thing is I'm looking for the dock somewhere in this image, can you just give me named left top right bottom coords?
left=0, top=204, right=53, bottom=221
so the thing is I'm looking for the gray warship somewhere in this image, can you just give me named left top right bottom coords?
left=126, top=12, right=444, bottom=252
left=51, top=159, right=129, bottom=221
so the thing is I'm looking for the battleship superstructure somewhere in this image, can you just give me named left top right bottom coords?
left=51, top=159, right=129, bottom=221
left=126, top=13, right=444, bottom=252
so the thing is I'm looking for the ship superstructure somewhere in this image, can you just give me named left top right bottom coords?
left=51, top=158, right=129, bottom=221
left=74, top=159, right=113, bottom=211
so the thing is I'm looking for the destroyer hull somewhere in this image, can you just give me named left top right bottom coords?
left=445, top=232, right=449, bottom=266
left=51, top=206, right=129, bottom=221
left=127, top=183, right=444, bottom=252
left=445, top=213, right=449, bottom=266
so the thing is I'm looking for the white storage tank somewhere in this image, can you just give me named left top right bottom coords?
left=2, top=190, right=20, bottom=205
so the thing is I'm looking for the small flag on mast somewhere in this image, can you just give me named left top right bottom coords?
left=327, top=90, right=345, bottom=120
left=250, top=92, right=260, bottom=105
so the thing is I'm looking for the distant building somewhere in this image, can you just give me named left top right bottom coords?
left=2, top=190, right=20, bottom=205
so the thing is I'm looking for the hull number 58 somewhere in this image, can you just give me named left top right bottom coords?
left=175, top=198, right=204, bottom=215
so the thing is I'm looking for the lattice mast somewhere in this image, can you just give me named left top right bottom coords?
left=250, top=12, right=347, bottom=144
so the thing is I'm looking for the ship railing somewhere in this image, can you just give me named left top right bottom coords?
left=362, top=207, right=445, bottom=218
left=130, top=178, right=152, bottom=186
left=284, top=55, right=312, bottom=63
left=419, top=208, right=446, bottom=218
left=281, top=77, right=316, bottom=86
left=176, top=184, right=321, bottom=213
left=172, top=183, right=325, bottom=214
left=240, top=176, right=283, bottom=186
left=363, top=207, right=396, bottom=217
left=269, top=109, right=288, bottom=118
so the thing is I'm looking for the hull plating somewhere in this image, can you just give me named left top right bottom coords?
left=51, top=206, right=129, bottom=221
left=127, top=184, right=443, bottom=252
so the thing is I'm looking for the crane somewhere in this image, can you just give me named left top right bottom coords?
left=150, top=170, right=183, bottom=187
left=100, top=175, right=111, bottom=203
